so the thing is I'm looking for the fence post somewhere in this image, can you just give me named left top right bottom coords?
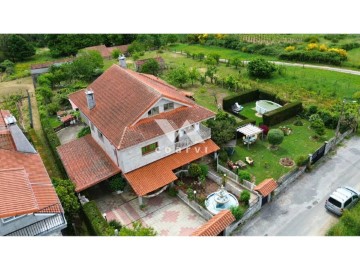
left=308, top=153, right=312, bottom=167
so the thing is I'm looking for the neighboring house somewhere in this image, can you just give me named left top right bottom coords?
left=83, top=44, right=130, bottom=59
left=30, top=58, right=73, bottom=86
left=0, top=110, right=67, bottom=236
left=134, top=56, right=166, bottom=72
left=57, top=64, right=219, bottom=205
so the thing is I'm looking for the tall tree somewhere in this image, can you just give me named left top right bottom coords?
left=188, top=67, right=200, bottom=85
left=70, top=50, right=104, bottom=82
left=167, top=65, right=189, bottom=88
left=140, top=59, right=160, bottom=76
left=0, top=34, right=35, bottom=61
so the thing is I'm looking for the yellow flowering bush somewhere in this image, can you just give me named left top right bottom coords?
left=328, top=48, right=347, bottom=57
left=319, top=44, right=328, bottom=52
left=285, top=46, right=295, bottom=52
left=306, top=43, right=318, bottom=51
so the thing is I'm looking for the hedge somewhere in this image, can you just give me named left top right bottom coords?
left=263, top=101, right=303, bottom=126
left=223, top=89, right=286, bottom=111
left=82, top=201, right=113, bottom=236
left=238, top=118, right=256, bottom=126
left=222, top=89, right=259, bottom=111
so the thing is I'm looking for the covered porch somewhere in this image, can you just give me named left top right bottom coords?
left=237, top=124, right=264, bottom=149
left=124, top=139, right=220, bottom=205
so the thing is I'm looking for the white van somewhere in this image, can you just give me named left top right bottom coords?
left=325, top=186, right=360, bottom=216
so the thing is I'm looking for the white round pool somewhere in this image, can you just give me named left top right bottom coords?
left=256, top=100, right=282, bottom=115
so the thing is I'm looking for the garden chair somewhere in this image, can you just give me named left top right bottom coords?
left=232, top=102, right=243, bottom=114
left=245, top=156, right=254, bottom=166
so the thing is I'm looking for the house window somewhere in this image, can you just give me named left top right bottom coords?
left=141, top=142, right=158, bottom=155
left=164, top=102, right=174, bottom=111
left=90, top=122, right=94, bottom=131
left=98, top=130, right=104, bottom=141
left=1, top=215, right=26, bottom=223
left=148, top=106, right=159, bottom=116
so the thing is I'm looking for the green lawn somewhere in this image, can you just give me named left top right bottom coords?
left=228, top=117, right=335, bottom=184
left=346, top=47, right=360, bottom=67
left=237, top=101, right=263, bottom=125
left=137, top=50, right=360, bottom=109
left=170, top=44, right=276, bottom=61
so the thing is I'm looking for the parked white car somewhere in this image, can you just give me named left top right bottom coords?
left=325, top=186, right=360, bottom=216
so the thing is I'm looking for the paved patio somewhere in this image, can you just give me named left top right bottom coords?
left=57, top=123, right=86, bottom=145
left=94, top=191, right=207, bottom=236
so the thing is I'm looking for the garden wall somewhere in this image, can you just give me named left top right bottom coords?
left=273, top=166, right=307, bottom=197
left=226, top=195, right=262, bottom=235
left=177, top=190, right=213, bottom=221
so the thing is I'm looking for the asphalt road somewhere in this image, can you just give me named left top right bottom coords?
left=233, top=136, right=360, bottom=236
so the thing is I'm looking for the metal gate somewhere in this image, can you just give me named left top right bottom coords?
left=261, top=196, right=269, bottom=206
left=311, top=143, right=326, bottom=165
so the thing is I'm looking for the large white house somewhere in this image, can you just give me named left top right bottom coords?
left=0, top=110, right=67, bottom=236
left=57, top=64, right=219, bottom=204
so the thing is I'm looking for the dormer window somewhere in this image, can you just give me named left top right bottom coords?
left=164, top=102, right=174, bottom=111
left=148, top=106, right=159, bottom=116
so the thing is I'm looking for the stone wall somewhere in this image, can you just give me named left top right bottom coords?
left=273, top=166, right=307, bottom=197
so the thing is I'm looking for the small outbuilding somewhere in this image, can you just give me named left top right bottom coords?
left=237, top=124, right=263, bottom=149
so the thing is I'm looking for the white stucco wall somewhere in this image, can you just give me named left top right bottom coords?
left=136, top=98, right=187, bottom=122
left=118, top=131, right=177, bottom=173
left=91, top=124, right=119, bottom=166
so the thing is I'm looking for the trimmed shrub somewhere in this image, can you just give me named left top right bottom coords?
left=258, top=89, right=286, bottom=105
left=238, top=171, right=251, bottom=182
left=263, top=101, right=303, bottom=126
left=238, top=118, right=257, bottom=126
left=108, top=175, right=126, bottom=192
left=198, top=163, right=209, bottom=177
left=188, top=163, right=202, bottom=178
left=186, top=187, right=195, bottom=201
left=222, top=89, right=259, bottom=111
left=259, top=124, right=269, bottom=136
left=230, top=205, right=246, bottom=221
left=268, top=129, right=284, bottom=148
left=82, top=201, right=113, bottom=236
left=239, top=190, right=251, bottom=206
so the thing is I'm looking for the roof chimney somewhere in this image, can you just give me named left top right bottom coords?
left=119, top=54, right=127, bottom=68
left=85, top=89, right=95, bottom=110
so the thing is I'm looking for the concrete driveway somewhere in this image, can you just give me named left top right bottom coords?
left=233, top=136, right=360, bottom=236
left=57, top=123, right=86, bottom=145
left=95, top=191, right=207, bottom=236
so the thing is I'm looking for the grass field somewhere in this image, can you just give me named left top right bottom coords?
left=139, top=50, right=360, bottom=109
left=228, top=117, right=335, bottom=184
left=327, top=202, right=360, bottom=236
left=170, top=44, right=276, bottom=61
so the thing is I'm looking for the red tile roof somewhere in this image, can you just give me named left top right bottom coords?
left=108, top=45, right=130, bottom=54
left=254, top=178, right=278, bottom=197
left=30, top=58, right=73, bottom=70
left=191, top=210, right=235, bottom=236
left=60, top=114, right=74, bottom=123
left=69, top=65, right=209, bottom=150
left=0, top=150, right=62, bottom=218
left=0, top=168, right=39, bottom=218
left=135, top=57, right=166, bottom=70
left=57, top=135, right=121, bottom=192
left=120, top=105, right=214, bottom=149
left=124, top=139, right=219, bottom=196
left=0, top=110, right=10, bottom=128
left=83, top=45, right=111, bottom=58
left=0, top=130, right=16, bottom=151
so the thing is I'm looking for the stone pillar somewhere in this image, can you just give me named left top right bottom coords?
left=138, top=196, right=143, bottom=205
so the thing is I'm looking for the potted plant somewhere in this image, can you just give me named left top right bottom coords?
left=108, top=175, right=126, bottom=194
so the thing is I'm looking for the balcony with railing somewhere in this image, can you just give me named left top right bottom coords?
left=175, top=124, right=211, bottom=150
left=4, top=203, right=67, bottom=236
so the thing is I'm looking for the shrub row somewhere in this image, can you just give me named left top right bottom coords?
left=223, top=89, right=259, bottom=111
left=279, top=50, right=346, bottom=66
left=82, top=201, right=113, bottom=236
left=223, top=89, right=286, bottom=111
left=263, top=101, right=303, bottom=126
